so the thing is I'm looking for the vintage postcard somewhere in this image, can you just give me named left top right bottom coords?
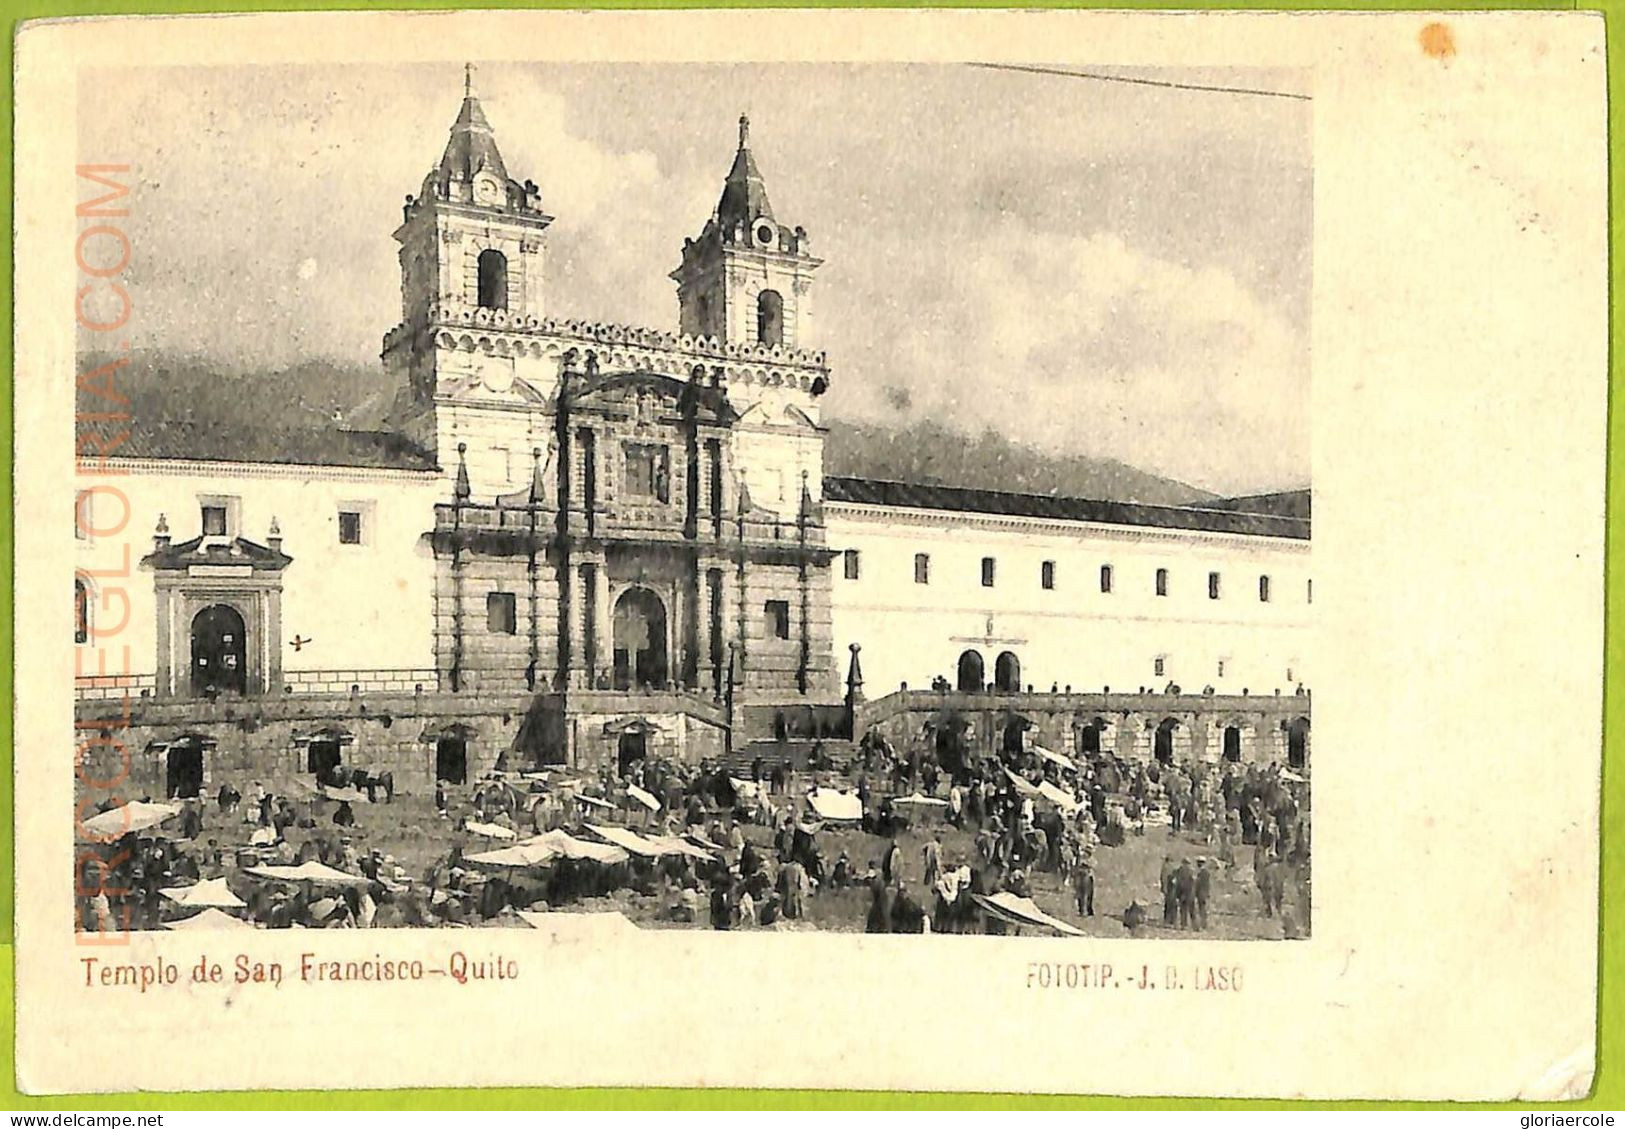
left=11, top=8, right=1606, bottom=1100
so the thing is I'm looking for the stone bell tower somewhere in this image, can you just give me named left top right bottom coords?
left=671, top=114, right=822, bottom=349
left=384, top=65, right=554, bottom=408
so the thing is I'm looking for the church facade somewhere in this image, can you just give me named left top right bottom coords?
left=73, top=81, right=1311, bottom=797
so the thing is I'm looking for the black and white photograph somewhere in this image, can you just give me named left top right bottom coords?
left=70, top=59, right=1313, bottom=939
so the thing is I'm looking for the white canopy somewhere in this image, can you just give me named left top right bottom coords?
left=1003, top=769, right=1042, bottom=797
left=729, top=777, right=761, bottom=800
left=892, top=792, right=949, bottom=807
left=468, top=831, right=629, bottom=868
left=806, top=788, right=863, bottom=822
left=973, top=892, right=1085, bottom=937
left=163, top=907, right=253, bottom=931
left=1032, top=745, right=1075, bottom=771
left=79, top=801, right=180, bottom=840
left=625, top=784, right=661, bottom=812
left=647, top=835, right=718, bottom=861
left=244, top=860, right=371, bottom=887
left=1036, top=780, right=1082, bottom=814
left=160, top=878, right=246, bottom=909
left=464, top=820, right=517, bottom=840
left=585, top=823, right=665, bottom=858
left=571, top=793, right=617, bottom=811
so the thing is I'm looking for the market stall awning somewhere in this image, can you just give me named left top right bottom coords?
left=625, top=784, right=661, bottom=812
left=1032, top=745, right=1075, bottom=771
left=1036, top=780, right=1081, bottom=814
left=973, top=892, right=1085, bottom=937
left=584, top=823, right=665, bottom=858
left=806, top=788, right=863, bottom=822
left=893, top=792, right=948, bottom=807
left=464, top=820, right=517, bottom=840
left=163, top=907, right=254, bottom=931
left=243, top=861, right=371, bottom=887
left=79, top=801, right=181, bottom=840
left=160, top=877, right=246, bottom=909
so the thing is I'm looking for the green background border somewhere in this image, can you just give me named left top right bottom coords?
left=3, top=0, right=1617, bottom=1109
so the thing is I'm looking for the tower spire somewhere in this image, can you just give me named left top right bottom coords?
left=738, top=112, right=750, bottom=150
left=465, top=61, right=475, bottom=99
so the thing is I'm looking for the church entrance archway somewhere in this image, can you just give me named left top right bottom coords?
left=994, top=651, right=1022, bottom=693
left=1223, top=725, right=1243, bottom=763
left=956, top=650, right=984, bottom=692
left=1154, top=718, right=1180, bottom=765
left=1287, top=717, right=1310, bottom=769
left=165, top=738, right=204, bottom=799
left=613, top=587, right=668, bottom=691
left=1078, top=717, right=1105, bottom=758
left=190, top=604, right=246, bottom=697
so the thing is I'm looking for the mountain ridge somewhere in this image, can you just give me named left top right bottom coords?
left=79, top=350, right=1221, bottom=505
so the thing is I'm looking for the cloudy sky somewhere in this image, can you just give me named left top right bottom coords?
left=79, top=62, right=1311, bottom=494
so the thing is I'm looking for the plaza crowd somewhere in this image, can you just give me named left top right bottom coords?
left=77, top=716, right=1310, bottom=938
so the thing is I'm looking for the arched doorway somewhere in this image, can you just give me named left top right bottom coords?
left=956, top=650, right=984, bottom=692
left=190, top=604, right=247, bottom=696
left=1001, top=713, right=1031, bottom=756
left=1287, top=717, right=1310, bottom=769
left=613, top=587, right=668, bottom=691
left=1077, top=717, right=1105, bottom=758
left=994, top=651, right=1022, bottom=692
left=1154, top=718, right=1180, bottom=765
left=1223, top=725, right=1243, bottom=763
left=166, top=738, right=205, bottom=799
left=436, top=736, right=468, bottom=784
left=618, top=730, right=647, bottom=776
left=307, top=735, right=343, bottom=785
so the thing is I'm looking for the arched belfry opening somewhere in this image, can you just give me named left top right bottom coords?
left=757, top=289, right=784, bottom=346
left=477, top=248, right=508, bottom=310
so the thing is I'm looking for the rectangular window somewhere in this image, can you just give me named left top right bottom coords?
left=981, top=557, right=996, bottom=587
left=1041, top=561, right=1056, bottom=590
left=486, top=592, right=517, bottom=635
left=1155, top=568, right=1169, bottom=597
left=1154, top=656, right=1166, bottom=678
left=914, top=553, right=930, bottom=585
left=1259, top=575, right=1272, bottom=602
left=1100, top=564, right=1113, bottom=593
left=198, top=494, right=239, bottom=539
left=765, top=599, right=791, bottom=640
left=624, top=442, right=670, bottom=503
left=338, top=510, right=363, bottom=545
left=843, top=549, right=861, bottom=580
left=1208, top=571, right=1222, bottom=600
